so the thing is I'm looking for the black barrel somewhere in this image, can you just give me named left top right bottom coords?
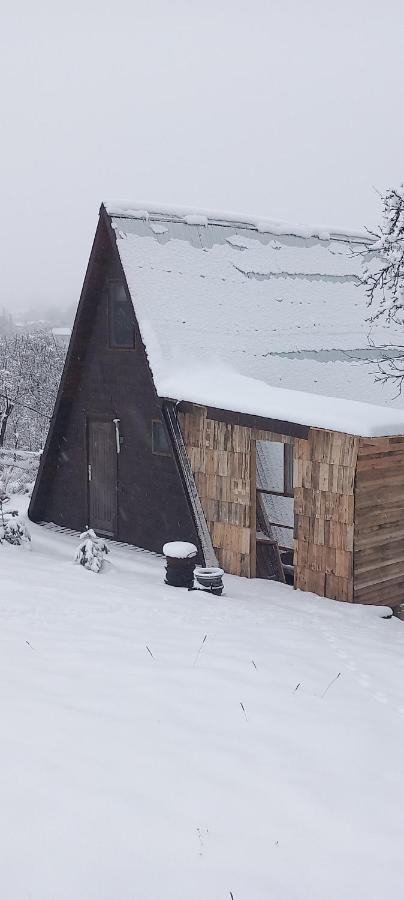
left=163, top=542, right=197, bottom=589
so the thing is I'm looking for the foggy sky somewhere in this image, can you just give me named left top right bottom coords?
left=1, top=0, right=404, bottom=311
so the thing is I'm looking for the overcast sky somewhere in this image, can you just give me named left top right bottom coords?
left=1, top=0, right=404, bottom=312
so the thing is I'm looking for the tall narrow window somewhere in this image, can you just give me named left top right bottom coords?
left=284, top=443, right=294, bottom=497
left=108, top=282, right=135, bottom=348
left=152, top=420, right=171, bottom=456
left=256, top=439, right=294, bottom=560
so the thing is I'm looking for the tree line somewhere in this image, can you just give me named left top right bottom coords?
left=0, top=331, right=65, bottom=451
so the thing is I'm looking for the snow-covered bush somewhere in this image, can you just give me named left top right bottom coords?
left=1, top=517, right=31, bottom=546
left=75, top=529, right=109, bottom=573
left=0, top=450, right=40, bottom=496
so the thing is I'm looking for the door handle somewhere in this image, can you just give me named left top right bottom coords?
left=88, top=464, right=92, bottom=481
left=113, top=419, right=121, bottom=454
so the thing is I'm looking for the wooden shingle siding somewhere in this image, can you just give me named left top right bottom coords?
left=354, top=436, right=404, bottom=609
left=180, top=406, right=404, bottom=606
left=179, top=406, right=254, bottom=575
left=294, top=487, right=354, bottom=524
left=294, top=429, right=359, bottom=602
left=179, top=405, right=292, bottom=577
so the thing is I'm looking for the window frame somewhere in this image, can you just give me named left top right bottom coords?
left=107, top=280, right=135, bottom=350
left=152, top=419, right=172, bottom=457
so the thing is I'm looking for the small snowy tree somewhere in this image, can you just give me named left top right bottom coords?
left=2, top=517, right=31, bottom=546
left=75, top=529, right=109, bottom=573
left=362, top=186, right=404, bottom=391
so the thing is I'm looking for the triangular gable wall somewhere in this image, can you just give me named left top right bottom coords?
left=29, top=209, right=204, bottom=558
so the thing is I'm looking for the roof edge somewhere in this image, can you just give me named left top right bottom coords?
left=103, top=200, right=371, bottom=244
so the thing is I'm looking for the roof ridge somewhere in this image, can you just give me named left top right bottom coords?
left=103, top=201, right=371, bottom=244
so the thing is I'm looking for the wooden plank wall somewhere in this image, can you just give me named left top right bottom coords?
left=178, top=406, right=292, bottom=576
left=354, top=435, right=404, bottom=609
left=294, top=429, right=359, bottom=601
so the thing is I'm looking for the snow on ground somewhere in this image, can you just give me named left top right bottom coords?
left=2, top=504, right=404, bottom=899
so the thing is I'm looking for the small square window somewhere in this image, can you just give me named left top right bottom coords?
left=152, top=420, right=171, bottom=456
left=108, top=282, right=135, bottom=348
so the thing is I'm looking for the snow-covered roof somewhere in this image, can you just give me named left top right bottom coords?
left=159, top=365, right=404, bottom=438
left=104, top=202, right=404, bottom=437
left=106, top=201, right=370, bottom=242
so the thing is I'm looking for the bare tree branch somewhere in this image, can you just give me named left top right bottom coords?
left=0, top=331, right=64, bottom=450
left=361, top=184, right=404, bottom=385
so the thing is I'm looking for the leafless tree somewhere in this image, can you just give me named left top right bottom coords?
left=0, top=331, right=65, bottom=450
left=362, top=186, right=404, bottom=392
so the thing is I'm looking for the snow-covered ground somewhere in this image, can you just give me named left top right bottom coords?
left=2, top=504, right=404, bottom=899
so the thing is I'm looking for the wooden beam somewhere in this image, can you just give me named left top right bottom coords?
left=175, top=402, right=310, bottom=439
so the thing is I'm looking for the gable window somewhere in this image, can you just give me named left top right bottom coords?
left=152, top=420, right=171, bottom=456
left=108, top=282, right=135, bottom=349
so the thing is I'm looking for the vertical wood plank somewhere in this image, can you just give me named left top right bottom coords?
left=250, top=438, right=257, bottom=578
left=354, top=436, right=404, bottom=608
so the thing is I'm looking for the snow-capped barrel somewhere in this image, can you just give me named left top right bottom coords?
left=163, top=541, right=198, bottom=588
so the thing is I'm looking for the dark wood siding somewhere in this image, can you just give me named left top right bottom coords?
left=29, top=215, right=201, bottom=556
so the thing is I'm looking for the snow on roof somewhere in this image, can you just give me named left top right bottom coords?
left=103, top=202, right=404, bottom=436
left=159, top=365, right=404, bottom=437
left=105, top=200, right=369, bottom=242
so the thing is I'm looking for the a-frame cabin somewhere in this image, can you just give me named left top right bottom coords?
left=29, top=203, right=404, bottom=609
left=29, top=207, right=201, bottom=555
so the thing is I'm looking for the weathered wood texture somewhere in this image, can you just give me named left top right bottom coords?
left=179, top=407, right=253, bottom=575
left=180, top=409, right=404, bottom=606
left=179, top=406, right=292, bottom=576
left=294, top=429, right=359, bottom=602
left=354, top=435, right=404, bottom=608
